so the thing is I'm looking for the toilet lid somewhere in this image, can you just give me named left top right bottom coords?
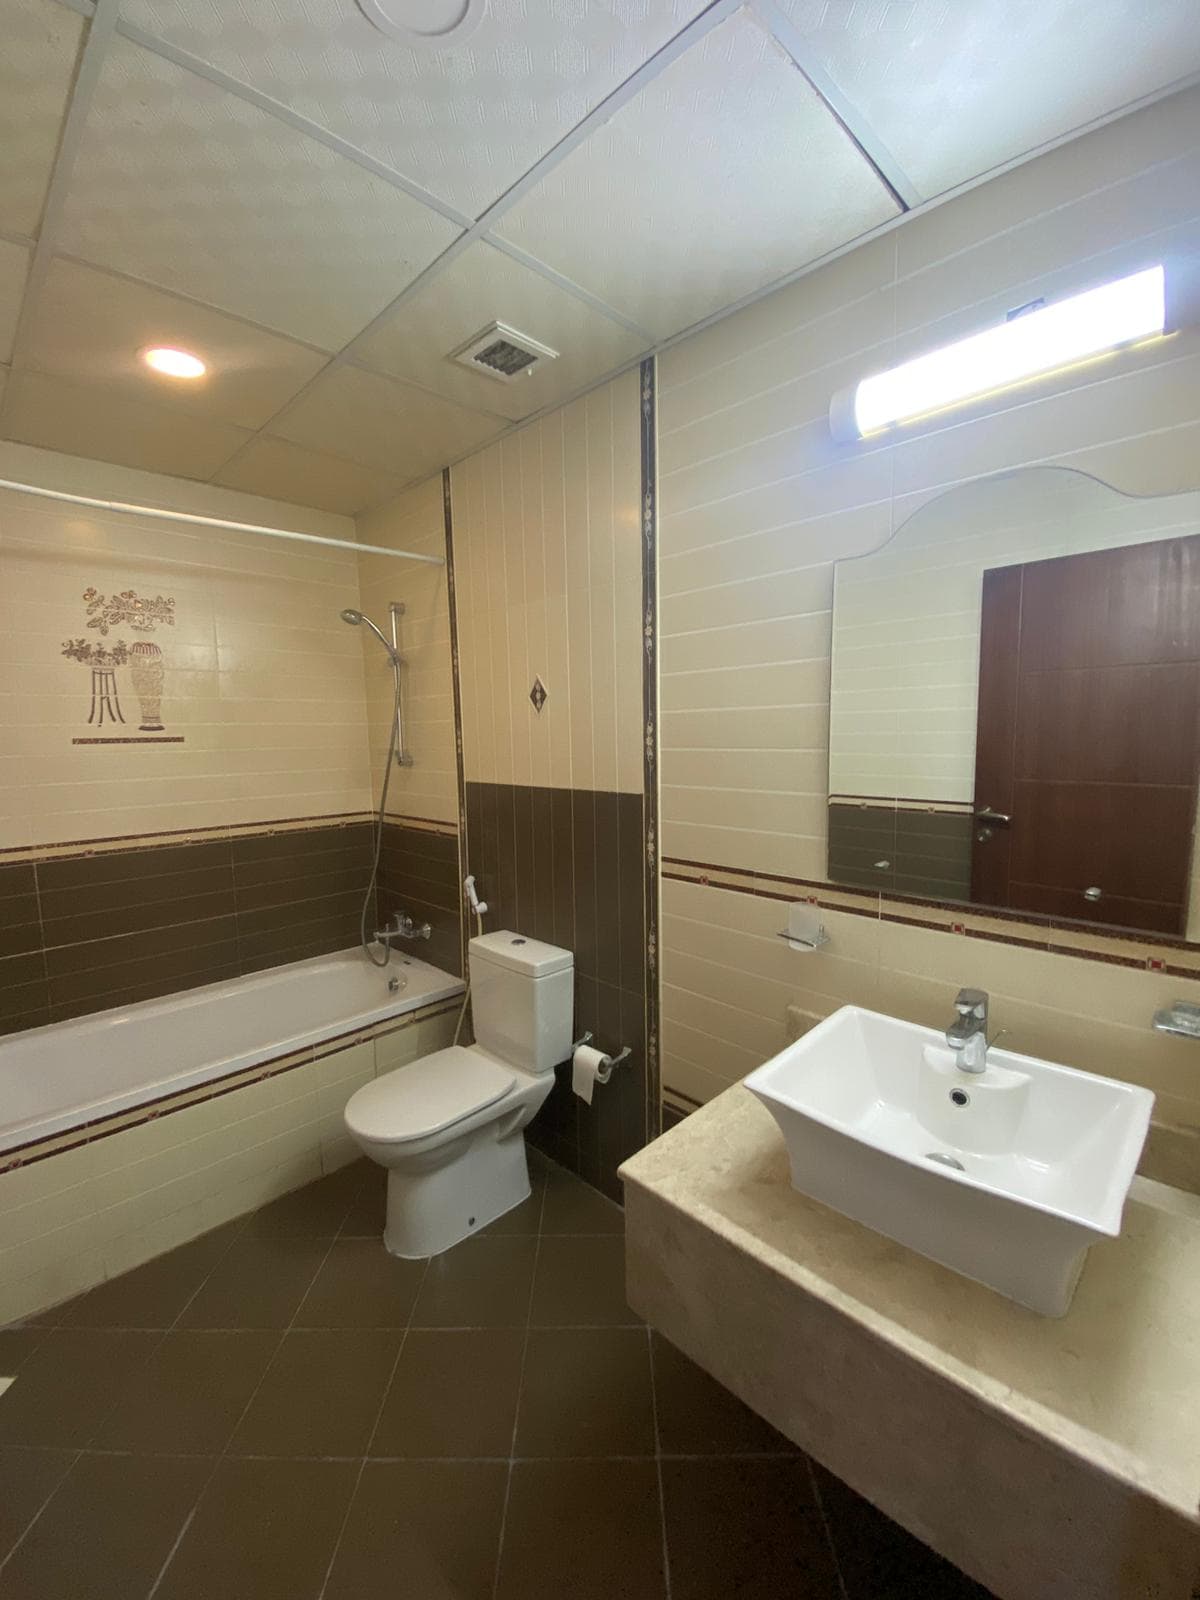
left=344, top=1047, right=516, bottom=1143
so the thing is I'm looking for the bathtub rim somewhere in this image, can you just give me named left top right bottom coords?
left=0, top=947, right=464, bottom=1158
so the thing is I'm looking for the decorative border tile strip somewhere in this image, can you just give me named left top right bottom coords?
left=0, top=811, right=375, bottom=864
left=2, top=809, right=458, bottom=867
left=662, top=856, right=1200, bottom=977
left=641, top=355, right=662, bottom=1143
left=0, top=997, right=462, bottom=1176
left=381, top=811, right=459, bottom=840
left=442, top=463, right=470, bottom=978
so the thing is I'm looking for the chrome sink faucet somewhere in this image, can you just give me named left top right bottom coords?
left=374, top=909, right=431, bottom=945
left=946, top=988, right=989, bottom=1073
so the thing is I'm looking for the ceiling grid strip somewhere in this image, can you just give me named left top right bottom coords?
left=0, top=0, right=122, bottom=436
left=203, top=0, right=746, bottom=485
left=6, top=0, right=1200, bottom=516
left=750, top=0, right=921, bottom=210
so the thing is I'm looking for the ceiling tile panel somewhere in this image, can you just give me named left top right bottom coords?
left=0, top=0, right=85, bottom=235
left=0, top=241, right=31, bottom=365
left=493, top=10, right=900, bottom=341
left=355, top=241, right=645, bottom=420
left=23, top=258, right=328, bottom=429
left=3, top=370, right=252, bottom=479
left=115, top=0, right=712, bottom=218
left=214, top=435, right=404, bottom=516
left=774, top=0, right=1200, bottom=200
left=270, top=363, right=508, bottom=478
left=55, top=38, right=463, bottom=349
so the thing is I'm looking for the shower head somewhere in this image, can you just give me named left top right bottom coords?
left=339, top=606, right=398, bottom=661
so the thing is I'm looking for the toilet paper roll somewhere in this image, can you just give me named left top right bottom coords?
left=572, top=1044, right=612, bottom=1105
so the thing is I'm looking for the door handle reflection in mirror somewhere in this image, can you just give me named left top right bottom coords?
left=974, top=807, right=1012, bottom=826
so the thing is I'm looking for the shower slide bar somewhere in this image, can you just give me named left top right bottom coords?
left=0, top=477, right=445, bottom=565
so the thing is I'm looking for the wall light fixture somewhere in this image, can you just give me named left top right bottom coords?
left=830, top=264, right=1171, bottom=443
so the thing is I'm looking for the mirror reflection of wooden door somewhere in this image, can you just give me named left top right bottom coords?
left=971, top=536, right=1200, bottom=935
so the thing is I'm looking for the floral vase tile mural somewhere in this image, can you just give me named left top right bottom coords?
left=63, top=587, right=183, bottom=744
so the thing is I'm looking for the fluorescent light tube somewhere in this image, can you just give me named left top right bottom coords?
left=830, top=264, right=1167, bottom=442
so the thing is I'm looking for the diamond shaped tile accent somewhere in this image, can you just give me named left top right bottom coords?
left=529, top=677, right=547, bottom=714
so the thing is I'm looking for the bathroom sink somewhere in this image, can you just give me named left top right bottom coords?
left=744, top=1007, right=1154, bottom=1315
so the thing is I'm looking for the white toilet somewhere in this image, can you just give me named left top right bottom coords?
left=343, top=930, right=574, bottom=1257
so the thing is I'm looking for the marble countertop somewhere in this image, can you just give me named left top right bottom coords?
left=621, top=1086, right=1200, bottom=1522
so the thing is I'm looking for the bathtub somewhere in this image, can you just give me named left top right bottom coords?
left=0, top=948, right=464, bottom=1157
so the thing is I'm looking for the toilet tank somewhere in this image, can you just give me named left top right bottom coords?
left=468, top=931, right=574, bottom=1074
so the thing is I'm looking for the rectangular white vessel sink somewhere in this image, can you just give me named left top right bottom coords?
left=744, top=1007, right=1154, bottom=1316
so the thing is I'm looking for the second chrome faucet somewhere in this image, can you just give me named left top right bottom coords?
left=374, top=909, right=432, bottom=946
left=946, top=987, right=989, bottom=1073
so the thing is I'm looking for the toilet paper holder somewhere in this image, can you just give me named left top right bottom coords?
left=571, top=1031, right=632, bottom=1069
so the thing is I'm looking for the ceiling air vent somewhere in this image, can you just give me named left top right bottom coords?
left=450, top=322, right=559, bottom=384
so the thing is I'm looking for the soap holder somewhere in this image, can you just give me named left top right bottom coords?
left=776, top=904, right=830, bottom=952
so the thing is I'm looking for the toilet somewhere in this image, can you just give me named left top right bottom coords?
left=343, top=930, right=574, bottom=1257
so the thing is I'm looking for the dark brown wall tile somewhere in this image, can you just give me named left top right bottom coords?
left=463, top=779, right=648, bottom=1199
left=550, top=787, right=575, bottom=950
left=42, top=915, right=239, bottom=978
left=0, top=950, right=50, bottom=1035
left=36, top=839, right=232, bottom=891
left=571, top=789, right=598, bottom=977
left=0, top=863, right=38, bottom=900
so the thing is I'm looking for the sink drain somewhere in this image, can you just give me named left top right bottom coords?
left=925, top=1151, right=966, bottom=1171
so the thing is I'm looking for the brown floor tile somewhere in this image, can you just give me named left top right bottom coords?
left=243, top=1164, right=367, bottom=1237
left=0, top=1446, right=76, bottom=1561
left=662, top=1457, right=842, bottom=1600
left=92, top=1330, right=278, bottom=1454
left=229, top=1329, right=400, bottom=1457
left=324, top=1460, right=508, bottom=1600
left=410, top=1235, right=537, bottom=1328
left=338, top=1166, right=387, bottom=1238
left=58, top=1224, right=241, bottom=1329
left=516, top=1328, right=654, bottom=1458
left=371, top=1328, right=524, bottom=1459
left=813, top=1465, right=995, bottom=1599
left=529, top=1234, right=640, bottom=1327
left=153, top=1456, right=357, bottom=1600
left=0, top=1328, right=47, bottom=1373
left=0, top=1330, right=158, bottom=1447
left=293, top=1239, right=426, bottom=1329
left=651, top=1333, right=798, bottom=1456
left=539, top=1163, right=624, bottom=1235
left=496, top=1459, right=666, bottom=1600
left=0, top=1451, right=208, bottom=1600
left=176, top=1235, right=331, bottom=1329
left=476, top=1173, right=546, bottom=1237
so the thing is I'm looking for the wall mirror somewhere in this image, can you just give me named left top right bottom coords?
left=828, top=467, right=1200, bottom=938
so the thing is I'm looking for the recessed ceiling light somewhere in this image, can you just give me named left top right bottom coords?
left=356, top=0, right=485, bottom=48
left=142, top=346, right=207, bottom=380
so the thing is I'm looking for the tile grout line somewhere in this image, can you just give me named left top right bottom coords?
left=647, top=1328, right=673, bottom=1600
left=0, top=1203, right=256, bottom=1583
left=806, top=1456, right=851, bottom=1600
left=314, top=1225, right=435, bottom=1599
left=490, top=1159, right=550, bottom=1600
left=146, top=1175, right=364, bottom=1599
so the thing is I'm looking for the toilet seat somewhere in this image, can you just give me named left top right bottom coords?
left=344, top=1046, right=516, bottom=1146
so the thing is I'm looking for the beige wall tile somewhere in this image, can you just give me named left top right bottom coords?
left=657, top=87, right=1200, bottom=1128
left=451, top=369, right=642, bottom=798
left=355, top=475, right=457, bottom=826
left=0, top=444, right=372, bottom=850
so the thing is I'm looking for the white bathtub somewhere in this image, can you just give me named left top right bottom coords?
left=0, top=948, right=464, bottom=1156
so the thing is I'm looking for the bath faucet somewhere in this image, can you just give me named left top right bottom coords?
left=946, top=988, right=989, bottom=1073
left=374, top=910, right=431, bottom=945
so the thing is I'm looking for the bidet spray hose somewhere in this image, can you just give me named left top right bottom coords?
left=453, top=883, right=486, bottom=1045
